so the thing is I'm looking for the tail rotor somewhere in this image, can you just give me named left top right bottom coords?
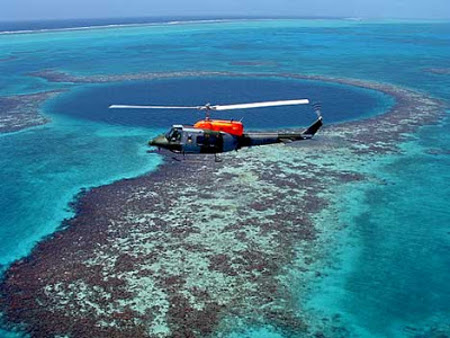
left=312, top=102, right=322, bottom=118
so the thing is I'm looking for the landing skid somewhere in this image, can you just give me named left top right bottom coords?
left=169, top=153, right=224, bottom=162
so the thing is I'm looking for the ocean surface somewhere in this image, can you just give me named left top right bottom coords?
left=0, top=18, right=449, bottom=337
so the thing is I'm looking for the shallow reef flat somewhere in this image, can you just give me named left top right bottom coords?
left=28, top=69, right=231, bottom=83
left=0, top=75, right=446, bottom=337
left=0, top=91, right=62, bottom=133
left=423, top=67, right=450, bottom=75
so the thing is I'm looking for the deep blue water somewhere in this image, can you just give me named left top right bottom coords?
left=0, top=18, right=449, bottom=337
left=49, top=77, right=390, bottom=129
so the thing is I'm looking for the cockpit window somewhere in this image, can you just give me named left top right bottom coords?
left=166, top=128, right=182, bottom=142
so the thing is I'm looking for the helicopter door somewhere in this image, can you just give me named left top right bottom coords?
left=196, top=132, right=223, bottom=153
left=181, top=131, right=201, bottom=153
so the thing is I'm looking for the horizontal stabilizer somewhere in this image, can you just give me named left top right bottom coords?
left=279, top=138, right=294, bottom=144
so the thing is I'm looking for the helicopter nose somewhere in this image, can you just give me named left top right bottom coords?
left=149, top=135, right=169, bottom=148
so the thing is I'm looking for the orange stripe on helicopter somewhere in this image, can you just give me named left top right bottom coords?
left=194, top=119, right=244, bottom=136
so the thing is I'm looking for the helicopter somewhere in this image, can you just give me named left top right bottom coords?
left=109, top=99, right=323, bottom=161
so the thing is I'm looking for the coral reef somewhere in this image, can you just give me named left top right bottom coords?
left=0, top=91, right=61, bottom=133
left=423, top=67, right=450, bottom=75
left=0, top=74, right=446, bottom=337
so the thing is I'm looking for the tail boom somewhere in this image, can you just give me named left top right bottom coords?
left=238, top=117, right=323, bottom=148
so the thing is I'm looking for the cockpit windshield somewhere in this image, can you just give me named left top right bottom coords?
left=165, top=127, right=182, bottom=143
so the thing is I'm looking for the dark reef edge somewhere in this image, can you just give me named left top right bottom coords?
left=0, top=72, right=447, bottom=337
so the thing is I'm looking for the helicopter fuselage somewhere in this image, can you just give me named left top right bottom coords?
left=149, top=117, right=323, bottom=154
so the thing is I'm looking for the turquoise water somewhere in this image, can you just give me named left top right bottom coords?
left=0, top=76, right=385, bottom=267
left=306, top=117, right=450, bottom=337
left=0, top=112, right=162, bottom=267
left=1, top=19, right=450, bottom=336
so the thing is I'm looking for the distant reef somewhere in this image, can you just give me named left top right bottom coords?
left=423, top=67, right=450, bottom=75
left=0, top=91, right=62, bottom=133
left=0, top=74, right=446, bottom=337
left=28, top=69, right=232, bottom=83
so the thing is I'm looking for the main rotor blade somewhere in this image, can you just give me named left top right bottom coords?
left=109, top=105, right=201, bottom=109
left=212, top=99, right=310, bottom=111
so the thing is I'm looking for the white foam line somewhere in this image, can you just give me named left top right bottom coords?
left=0, top=18, right=244, bottom=36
